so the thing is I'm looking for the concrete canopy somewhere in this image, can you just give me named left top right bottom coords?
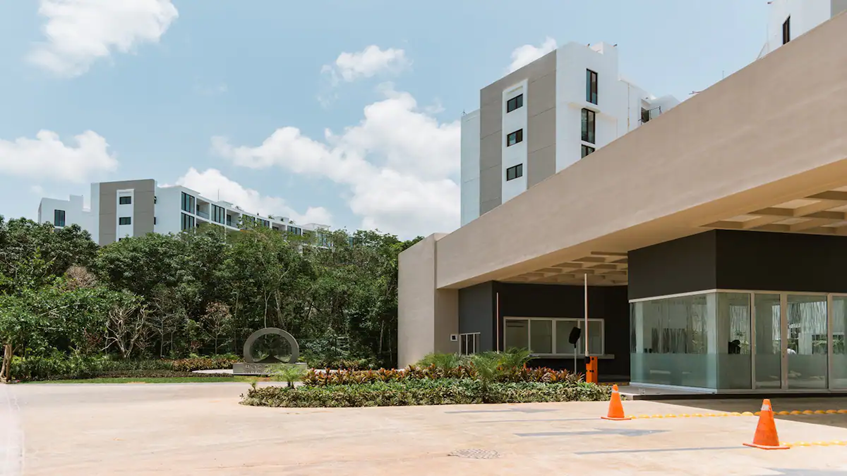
left=430, top=12, right=847, bottom=290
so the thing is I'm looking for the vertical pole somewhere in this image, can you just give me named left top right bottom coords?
left=495, top=292, right=500, bottom=353
left=584, top=274, right=589, bottom=356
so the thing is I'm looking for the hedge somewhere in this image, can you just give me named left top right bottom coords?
left=7, top=354, right=239, bottom=381
left=301, top=365, right=579, bottom=387
left=241, top=379, right=611, bottom=408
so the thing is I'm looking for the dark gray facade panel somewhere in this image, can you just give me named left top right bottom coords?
left=715, top=229, right=847, bottom=293
left=457, top=282, right=495, bottom=352
left=628, top=231, right=718, bottom=300
left=492, top=282, right=630, bottom=377
left=629, top=230, right=847, bottom=300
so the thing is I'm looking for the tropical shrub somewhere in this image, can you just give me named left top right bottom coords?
left=241, top=379, right=611, bottom=408
left=300, top=364, right=579, bottom=387
left=8, top=354, right=238, bottom=381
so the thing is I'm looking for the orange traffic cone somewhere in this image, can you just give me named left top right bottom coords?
left=743, top=399, right=789, bottom=450
left=601, top=384, right=633, bottom=421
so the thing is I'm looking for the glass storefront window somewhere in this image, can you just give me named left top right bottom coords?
left=754, top=294, right=781, bottom=389
left=633, top=291, right=842, bottom=391
left=504, top=320, right=528, bottom=350
left=630, top=293, right=714, bottom=388
left=833, top=296, right=847, bottom=389
left=504, top=318, right=605, bottom=356
left=586, top=320, right=603, bottom=355
left=786, top=295, right=827, bottom=389
left=716, top=293, right=751, bottom=389
left=556, top=320, right=578, bottom=354
left=530, top=320, right=553, bottom=354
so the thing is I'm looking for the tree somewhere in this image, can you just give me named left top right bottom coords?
left=202, top=302, right=232, bottom=354
left=0, top=217, right=97, bottom=292
left=104, top=293, right=151, bottom=359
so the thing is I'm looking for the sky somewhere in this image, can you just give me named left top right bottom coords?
left=0, top=0, right=771, bottom=239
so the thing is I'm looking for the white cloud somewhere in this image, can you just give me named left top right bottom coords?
left=174, top=168, right=333, bottom=226
left=0, top=130, right=118, bottom=182
left=508, top=37, right=557, bottom=73
left=322, top=45, right=410, bottom=84
left=212, top=85, right=460, bottom=238
left=28, top=0, right=178, bottom=77
left=30, top=185, right=45, bottom=195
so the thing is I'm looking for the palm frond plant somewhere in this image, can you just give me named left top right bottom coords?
left=416, top=352, right=462, bottom=371
left=498, top=348, right=534, bottom=374
left=470, top=352, right=501, bottom=401
left=273, top=364, right=307, bottom=388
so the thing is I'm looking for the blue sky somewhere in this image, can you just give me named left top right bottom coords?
left=0, top=0, right=770, bottom=238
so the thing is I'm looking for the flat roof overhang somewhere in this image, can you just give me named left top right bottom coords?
left=433, top=12, right=847, bottom=290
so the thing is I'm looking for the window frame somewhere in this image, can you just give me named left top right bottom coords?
left=181, top=213, right=195, bottom=231
left=459, top=333, right=480, bottom=355
left=503, top=317, right=605, bottom=356
left=581, top=108, right=596, bottom=144
left=506, top=129, right=524, bottom=147
left=212, top=205, right=226, bottom=224
left=181, top=192, right=195, bottom=214
left=118, top=217, right=132, bottom=226
left=53, top=209, right=66, bottom=227
left=586, top=69, right=598, bottom=105
left=118, top=196, right=132, bottom=205
left=581, top=145, right=595, bottom=159
left=505, top=163, right=523, bottom=181
left=506, top=94, right=524, bottom=113
left=783, top=16, right=791, bottom=45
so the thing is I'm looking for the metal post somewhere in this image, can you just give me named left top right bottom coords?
left=573, top=345, right=578, bottom=375
left=584, top=274, right=589, bottom=357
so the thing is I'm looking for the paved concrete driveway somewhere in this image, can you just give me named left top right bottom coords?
left=4, top=383, right=847, bottom=475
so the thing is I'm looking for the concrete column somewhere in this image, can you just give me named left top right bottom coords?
left=398, top=234, right=459, bottom=368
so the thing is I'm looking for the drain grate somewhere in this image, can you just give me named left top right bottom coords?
left=448, top=449, right=500, bottom=460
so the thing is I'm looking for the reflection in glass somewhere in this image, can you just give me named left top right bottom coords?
left=530, top=320, right=553, bottom=354
left=586, top=320, right=603, bottom=355
left=787, top=295, right=827, bottom=389
left=754, top=294, right=782, bottom=389
left=630, top=294, right=714, bottom=388
left=717, top=293, right=751, bottom=389
left=556, top=320, right=578, bottom=354
left=833, top=297, right=847, bottom=389
left=505, top=320, right=528, bottom=350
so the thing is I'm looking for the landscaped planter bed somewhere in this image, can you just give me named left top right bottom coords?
left=241, top=379, right=611, bottom=408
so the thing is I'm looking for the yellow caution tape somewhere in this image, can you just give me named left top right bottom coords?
left=626, top=410, right=847, bottom=420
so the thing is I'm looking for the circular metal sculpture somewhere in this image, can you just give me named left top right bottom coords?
left=243, top=327, right=299, bottom=364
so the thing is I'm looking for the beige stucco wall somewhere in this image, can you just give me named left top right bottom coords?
left=435, top=11, right=847, bottom=289
left=397, top=234, right=458, bottom=367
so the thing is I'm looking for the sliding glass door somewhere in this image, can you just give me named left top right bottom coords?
left=754, top=294, right=782, bottom=389
left=753, top=293, right=830, bottom=390
left=786, top=295, right=828, bottom=389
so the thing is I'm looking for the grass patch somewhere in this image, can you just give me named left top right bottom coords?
left=25, top=376, right=262, bottom=384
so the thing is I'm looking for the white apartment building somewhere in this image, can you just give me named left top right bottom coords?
left=757, top=0, right=847, bottom=59
left=460, top=41, right=679, bottom=227
left=38, top=179, right=330, bottom=246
